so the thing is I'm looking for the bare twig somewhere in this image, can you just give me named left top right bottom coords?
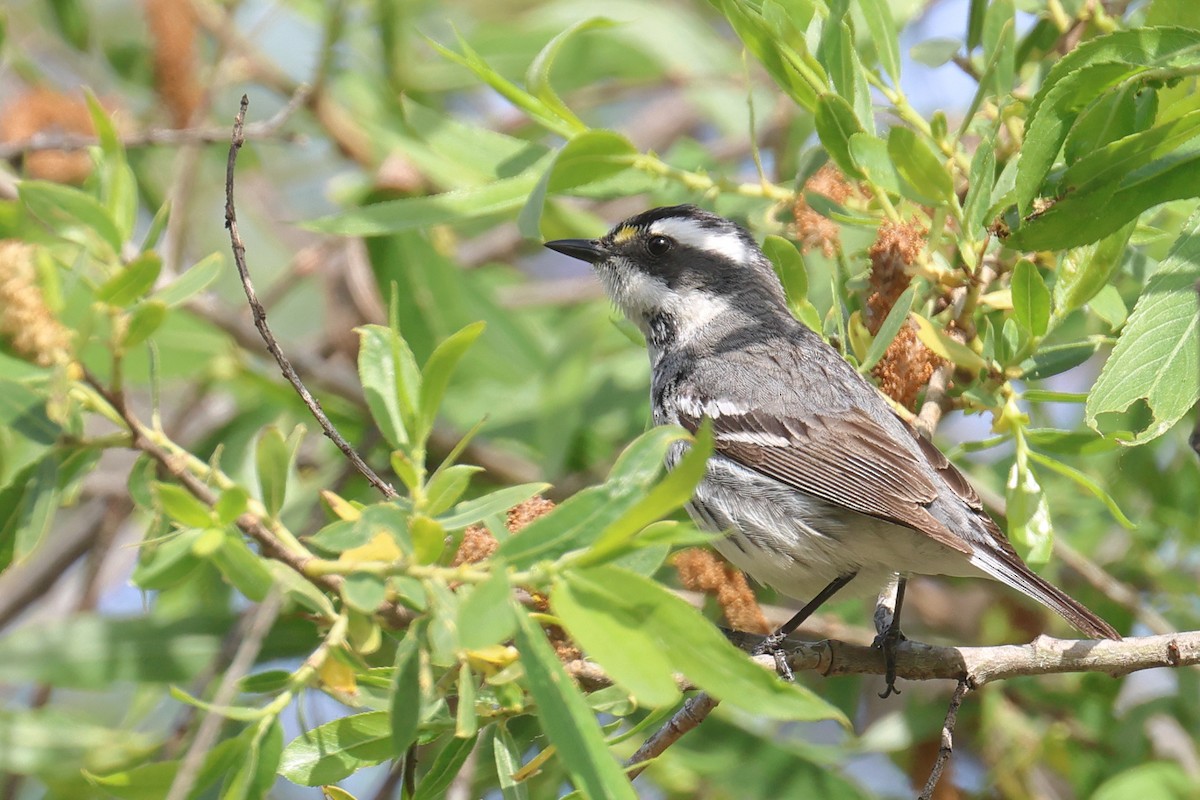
left=0, top=90, right=306, bottom=161
left=918, top=679, right=972, bottom=800
left=164, top=591, right=283, bottom=800
left=225, top=95, right=397, bottom=500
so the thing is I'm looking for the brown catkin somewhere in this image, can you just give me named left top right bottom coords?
left=0, top=241, right=73, bottom=366
left=144, top=0, right=203, bottom=127
left=451, top=496, right=557, bottom=567
left=793, top=164, right=854, bottom=257
left=864, top=219, right=943, bottom=409
left=673, top=548, right=770, bottom=634
left=0, top=88, right=95, bottom=184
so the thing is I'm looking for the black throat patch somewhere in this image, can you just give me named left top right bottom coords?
left=647, top=311, right=678, bottom=351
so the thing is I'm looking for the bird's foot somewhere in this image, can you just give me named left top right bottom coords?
left=872, top=625, right=906, bottom=698
left=751, top=631, right=795, bottom=682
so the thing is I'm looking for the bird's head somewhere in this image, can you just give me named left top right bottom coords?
left=545, top=205, right=789, bottom=350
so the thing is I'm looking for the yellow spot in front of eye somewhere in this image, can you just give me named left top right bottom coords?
left=612, top=226, right=638, bottom=244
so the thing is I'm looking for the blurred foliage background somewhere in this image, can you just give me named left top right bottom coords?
left=0, top=0, right=1199, bottom=798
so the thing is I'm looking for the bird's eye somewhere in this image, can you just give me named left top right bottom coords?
left=647, top=235, right=672, bottom=256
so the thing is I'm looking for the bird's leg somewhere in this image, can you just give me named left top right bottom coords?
left=872, top=574, right=908, bottom=698
left=752, top=572, right=857, bottom=681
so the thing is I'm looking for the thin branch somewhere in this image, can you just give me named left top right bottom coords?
left=224, top=95, right=398, bottom=500
left=164, top=591, right=283, bottom=800
left=918, top=679, right=971, bottom=800
left=0, top=90, right=306, bottom=161
left=81, top=371, right=416, bottom=629
left=624, top=693, right=720, bottom=779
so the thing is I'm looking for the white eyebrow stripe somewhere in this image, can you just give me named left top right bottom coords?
left=648, top=217, right=752, bottom=264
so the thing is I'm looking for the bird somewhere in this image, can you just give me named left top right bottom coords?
left=545, top=204, right=1120, bottom=695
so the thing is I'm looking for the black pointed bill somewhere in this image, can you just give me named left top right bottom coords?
left=544, top=238, right=608, bottom=264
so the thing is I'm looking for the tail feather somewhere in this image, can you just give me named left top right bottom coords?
left=970, top=551, right=1121, bottom=640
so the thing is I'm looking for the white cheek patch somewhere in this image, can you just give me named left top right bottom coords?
left=648, top=217, right=753, bottom=265
left=598, top=259, right=731, bottom=345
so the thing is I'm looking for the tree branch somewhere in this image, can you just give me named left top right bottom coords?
left=595, top=630, right=1199, bottom=778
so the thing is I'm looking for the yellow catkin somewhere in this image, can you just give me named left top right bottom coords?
left=0, top=241, right=72, bottom=366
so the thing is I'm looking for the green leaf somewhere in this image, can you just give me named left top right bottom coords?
left=255, top=425, right=290, bottom=518
left=815, top=94, right=865, bottom=179
left=910, top=38, right=961, bottom=67
left=389, top=625, right=423, bottom=756
left=1019, top=339, right=1102, bottom=380
left=1063, top=84, right=1150, bottom=166
left=1027, top=450, right=1135, bottom=529
left=888, top=127, right=954, bottom=205
left=1005, top=461, right=1053, bottom=566
left=1086, top=207, right=1200, bottom=443
left=342, top=573, right=388, bottom=614
left=712, top=0, right=825, bottom=111
left=558, top=566, right=846, bottom=722
left=19, top=180, right=123, bottom=255
left=305, top=165, right=547, bottom=236
left=575, top=423, right=712, bottom=566
left=1010, top=260, right=1050, bottom=337
left=131, top=528, right=204, bottom=590
left=220, top=720, right=282, bottom=800
left=981, top=0, right=1015, bottom=99
left=97, top=253, right=161, bottom=309
left=858, top=0, right=900, bottom=82
left=518, top=130, right=638, bottom=237
left=496, top=426, right=689, bottom=568
left=0, top=614, right=238, bottom=688
left=412, top=734, right=480, bottom=800
left=0, top=380, right=60, bottom=445
left=0, top=708, right=152, bottom=777
left=214, top=487, right=249, bottom=525
left=1005, top=143, right=1200, bottom=251
left=1054, top=221, right=1136, bottom=314
left=122, top=300, right=167, bottom=348
left=458, top=569, right=516, bottom=650
left=423, top=464, right=483, bottom=517
left=1091, top=762, right=1194, bottom=800
left=848, top=133, right=901, bottom=196
left=430, top=32, right=577, bottom=138
left=859, top=286, right=915, bottom=372
left=436, top=483, right=550, bottom=531
left=963, top=137, right=997, bottom=237
left=153, top=253, right=224, bottom=307
left=357, top=324, right=421, bottom=450
left=455, top=663, right=478, bottom=738
left=763, top=235, right=821, bottom=325
left=1063, top=108, right=1200, bottom=195
left=525, top=18, right=614, bottom=134
left=9, top=455, right=59, bottom=561
left=278, top=711, right=393, bottom=786
left=511, top=605, right=637, bottom=800
left=210, top=531, right=274, bottom=602
left=491, top=723, right=530, bottom=800
left=419, top=321, right=486, bottom=442
left=87, top=734, right=244, bottom=800
left=912, top=314, right=987, bottom=372
left=1016, top=27, right=1200, bottom=213
left=551, top=573, right=680, bottom=707
left=154, top=482, right=213, bottom=528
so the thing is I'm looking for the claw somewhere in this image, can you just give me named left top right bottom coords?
left=873, top=626, right=907, bottom=698
left=752, top=632, right=795, bottom=682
